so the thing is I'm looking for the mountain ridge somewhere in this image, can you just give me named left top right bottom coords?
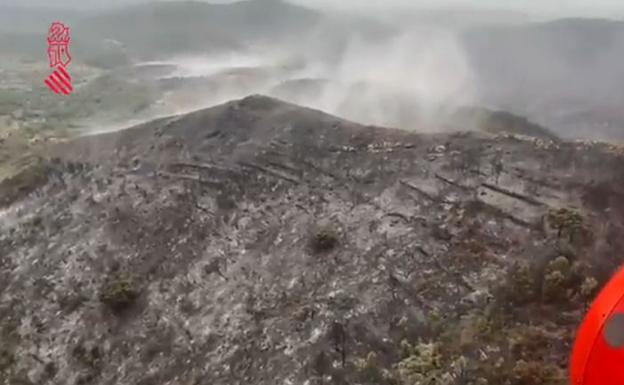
left=1, top=95, right=623, bottom=384
left=75, top=0, right=322, bottom=59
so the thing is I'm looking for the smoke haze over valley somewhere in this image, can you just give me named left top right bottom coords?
left=2, top=0, right=624, bottom=141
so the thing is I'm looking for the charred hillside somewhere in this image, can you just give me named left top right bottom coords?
left=1, top=95, right=624, bottom=385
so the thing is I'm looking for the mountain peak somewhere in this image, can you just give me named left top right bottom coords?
left=3, top=95, right=623, bottom=385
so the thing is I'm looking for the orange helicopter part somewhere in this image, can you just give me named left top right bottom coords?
left=570, top=266, right=624, bottom=385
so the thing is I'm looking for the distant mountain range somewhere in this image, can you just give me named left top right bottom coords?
left=461, top=18, right=624, bottom=140
left=0, top=0, right=323, bottom=62
left=72, top=2, right=624, bottom=139
left=75, top=0, right=322, bottom=59
left=1, top=1, right=624, bottom=140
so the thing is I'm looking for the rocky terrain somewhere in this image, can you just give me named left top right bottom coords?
left=1, top=95, right=623, bottom=385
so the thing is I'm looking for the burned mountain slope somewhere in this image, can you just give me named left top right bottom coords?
left=1, top=95, right=624, bottom=385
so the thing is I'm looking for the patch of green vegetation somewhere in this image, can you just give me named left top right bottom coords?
left=523, top=255, right=600, bottom=303
left=465, top=312, right=503, bottom=346
left=396, top=342, right=447, bottom=385
left=0, top=70, right=156, bottom=140
left=354, top=352, right=398, bottom=385
left=506, top=261, right=536, bottom=303
left=387, top=292, right=570, bottom=385
left=310, top=227, right=339, bottom=253
left=549, top=255, right=570, bottom=273
left=424, top=308, right=449, bottom=337
left=580, top=276, right=599, bottom=300
left=474, top=314, right=496, bottom=337
left=543, top=270, right=567, bottom=302
left=99, top=273, right=139, bottom=314
left=542, top=256, right=573, bottom=303
left=546, top=208, right=592, bottom=245
left=463, top=322, right=567, bottom=385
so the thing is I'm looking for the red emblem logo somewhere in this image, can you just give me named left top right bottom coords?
left=45, top=22, right=73, bottom=95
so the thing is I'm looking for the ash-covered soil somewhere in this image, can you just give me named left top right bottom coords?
left=1, top=95, right=624, bottom=385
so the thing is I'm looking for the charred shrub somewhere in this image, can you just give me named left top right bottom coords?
left=72, top=344, right=101, bottom=369
left=58, top=291, right=88, bottom=314
left=0, top=350, right=14, bottom=374
left=99, top=273, right=139, bottom=314
left=310, top=227, right=339, bottom=253
left=503, top=261, right=538, bottom=304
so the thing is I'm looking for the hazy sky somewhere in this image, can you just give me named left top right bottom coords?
left=291, top=0, right=624, bottom=14
left=292, top=0, right=624, bottom=19
left=4, top=0, right=624, bottom=18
